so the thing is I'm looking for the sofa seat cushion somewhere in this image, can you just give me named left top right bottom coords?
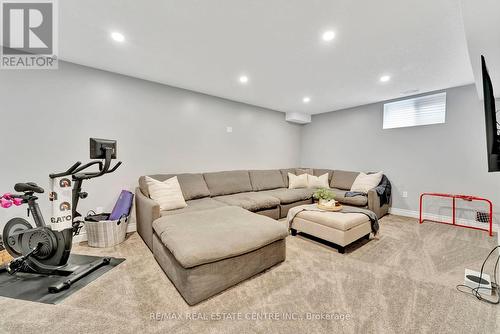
left=332, top=188, right=368, bottom=207
left=160, top=198, right=228, bottom=217
left=295, top=210, right=369, bottom=231
left=263, top=188, right=315, bottom=204
left=152, top=206, right=288, bottom=268
left=213, top=192, right=280, bottom=211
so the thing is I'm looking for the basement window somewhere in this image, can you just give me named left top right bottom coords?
left=383, top=92, right=446, bottom=129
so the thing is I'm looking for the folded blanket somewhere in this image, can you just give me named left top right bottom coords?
left=344, top=174, right=392, bottom=207
left=375, top=175, right=391, bottom=206
left=287, top=204, right=379, bottom=235
left=344, top=191, right=365, bottom=198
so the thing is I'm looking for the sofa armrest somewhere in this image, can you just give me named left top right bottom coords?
left=367, top=188, right=389, bottom=219
left=135, top=187, right=160, bottom=251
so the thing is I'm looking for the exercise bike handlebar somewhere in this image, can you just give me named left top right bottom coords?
left=75, top=150, right=121, bottom=180
left=49, top=149, right=121, bottom=181
left=82, top=161, right=122, bottom=179
left=73, top=161, right=103, bottom=175
left=49, top=161, right=82, bottom=179
left=107, top=161, right=122, bottom=174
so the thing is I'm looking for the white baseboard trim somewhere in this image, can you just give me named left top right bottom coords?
left=73, top=222, right=137, bottom=244
left=388, top=207, right=419, bottom=218
left=389, top=207, right=499, bottom=234
left=389, top=208, right=498, bottom=231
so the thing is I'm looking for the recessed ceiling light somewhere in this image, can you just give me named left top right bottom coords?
left=379, top=75, right=391, bottom=83
left=111, top=32, right=125, bottom=42
left=322, top=30, right=335, bottom=42
left=239, top=75, right=249, bottom=84
left=302, top=96, right=311, bottom=103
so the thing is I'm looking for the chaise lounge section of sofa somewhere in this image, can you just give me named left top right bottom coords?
left=152, top=206, right=287, bottom=305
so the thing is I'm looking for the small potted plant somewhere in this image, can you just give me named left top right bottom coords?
left=313, top=188, right=336, bottom=207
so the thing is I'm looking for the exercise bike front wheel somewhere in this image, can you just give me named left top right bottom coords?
left=2, top=218, right=32, bottom=257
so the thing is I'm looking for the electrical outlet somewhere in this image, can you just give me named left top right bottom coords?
left=402, top=191, right=408, bottom=198
left=226, top=126, right=233, bottom=133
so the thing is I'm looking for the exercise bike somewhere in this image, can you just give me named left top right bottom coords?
left=1, top=138, right=121, bottom=293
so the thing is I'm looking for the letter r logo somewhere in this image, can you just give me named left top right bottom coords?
left=1, top=1, right=53, bottom=55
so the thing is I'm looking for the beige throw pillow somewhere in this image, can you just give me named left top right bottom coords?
left=350, top=172, right=384, bottom=193
left=145, top=176, right=187, bottom=211
left=307, top=173, right=329, bottom=189
left=288, top=173, right=308, bottom=189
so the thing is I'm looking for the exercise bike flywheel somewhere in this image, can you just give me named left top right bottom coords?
left=25, top=230, right=55, bottom=259
left=2, top=218, right=32, bottom=257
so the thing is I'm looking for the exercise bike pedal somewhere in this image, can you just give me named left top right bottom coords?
left=6, top=243, right=42, bottom=275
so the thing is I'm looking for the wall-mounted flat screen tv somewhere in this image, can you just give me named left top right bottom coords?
left=481, top=55, right=500, bottom=172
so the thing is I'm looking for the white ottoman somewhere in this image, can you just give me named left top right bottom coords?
left=290, top=209, right=372, bottom=253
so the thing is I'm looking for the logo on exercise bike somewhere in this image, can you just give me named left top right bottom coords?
left=59, top=201, right=70, bottom=211
left=0, top=0, right=58, bottom=69
left=48, top=191, right=57, bottom=201
left=59, top=178, right=71, bottom=188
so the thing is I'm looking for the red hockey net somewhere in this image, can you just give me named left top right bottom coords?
left=419, top=193, right=493, bottom=236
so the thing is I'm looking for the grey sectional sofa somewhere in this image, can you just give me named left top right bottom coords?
left=135, top=168, right=390, bottom=305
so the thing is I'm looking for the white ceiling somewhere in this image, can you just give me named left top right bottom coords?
left=60, top=0, right=475, bottom=114
left=461, top=0, right=500, bottom=100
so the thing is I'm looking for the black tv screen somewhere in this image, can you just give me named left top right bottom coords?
left=481, top=55, right=500, bottom=172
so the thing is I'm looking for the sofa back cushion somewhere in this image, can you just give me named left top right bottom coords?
left=139, top=173, right=210, bottom=201
left=203, top=170, right=253, bottom=196
left=249, top=170, right=286, bottom=191
left=330, top=170, right=360, bottom=190
left=280, top=168, right=297, bottom=187
left=295, top=168, right=313, bottom=175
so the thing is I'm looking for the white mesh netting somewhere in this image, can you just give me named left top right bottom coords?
left=420, top=195, right=491, bottom=226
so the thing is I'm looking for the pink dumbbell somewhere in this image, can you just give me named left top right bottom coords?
left=0, top=193, right=23, bottom=208
left=1, top=193, right=12, bottom=199
left=12, top=198, right=23, bottom=206
left=0, top=198, right=12, bottom=208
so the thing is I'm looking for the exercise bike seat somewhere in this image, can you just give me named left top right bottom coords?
left=14, top=182, right=44, bottom=194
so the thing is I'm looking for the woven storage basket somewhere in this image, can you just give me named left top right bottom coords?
left=85, top=216, right=129, bottom=248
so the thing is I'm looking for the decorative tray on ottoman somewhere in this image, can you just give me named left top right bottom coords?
left=317, top=203, right=343, bottom=212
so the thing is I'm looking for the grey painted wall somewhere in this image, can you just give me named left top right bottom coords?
left=1, top=62, right=497, bottom=231
left=0, top=62, right=302, bottom=226
left=301, top=85, right=500, bottom=221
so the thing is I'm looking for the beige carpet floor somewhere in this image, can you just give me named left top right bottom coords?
left=0, top=215, right=498, bottom=334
